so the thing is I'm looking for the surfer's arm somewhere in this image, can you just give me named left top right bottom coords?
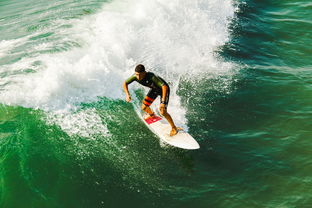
left=151, top=75, right=167, bottom=103
left=123, top=75, right=136, bottom=102
left=123, top=81, right=131, bottom=96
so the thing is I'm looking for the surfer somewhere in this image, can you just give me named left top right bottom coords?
left=123, top=64, right=178, bottom=136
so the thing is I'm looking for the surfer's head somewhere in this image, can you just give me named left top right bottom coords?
left=135, top=64, right=146, bottom=80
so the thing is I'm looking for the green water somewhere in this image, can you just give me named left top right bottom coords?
left=1, top=0, right=312, bottom=207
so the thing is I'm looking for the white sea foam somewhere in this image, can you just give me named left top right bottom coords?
left=0, top=0, right=236, bottom=133
left=46, top=108, right=110, bottom=139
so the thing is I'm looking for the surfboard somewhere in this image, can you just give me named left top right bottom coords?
left=142, top=114, right=200, bottom=150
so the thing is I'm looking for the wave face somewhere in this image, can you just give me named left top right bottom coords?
left=4, top=0, right=312, bottom=207
left=0, top=0, right=284, bottom=207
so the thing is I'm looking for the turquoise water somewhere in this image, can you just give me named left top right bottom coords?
left=1, top=0, right=312, bottom=207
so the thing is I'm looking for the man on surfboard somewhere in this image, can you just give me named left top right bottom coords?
left=123, top=64, right=178, bottom=136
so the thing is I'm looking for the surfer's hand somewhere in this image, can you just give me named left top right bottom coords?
left=126, top=95, right=131, bottom=102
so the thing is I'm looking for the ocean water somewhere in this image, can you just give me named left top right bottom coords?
left=0, top=0, right=312, bottom=207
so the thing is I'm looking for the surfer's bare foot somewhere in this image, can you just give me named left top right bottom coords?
left=170, top=127, right=183, bottom=136
left=170, top=127, right=178, bottom=136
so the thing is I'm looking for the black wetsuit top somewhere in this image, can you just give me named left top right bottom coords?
left=125, top=72, right=170, bottom=105
left=125, top=72, right=168, bottom=90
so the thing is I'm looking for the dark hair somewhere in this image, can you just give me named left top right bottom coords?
left=135, top=64, right=145, bottom=73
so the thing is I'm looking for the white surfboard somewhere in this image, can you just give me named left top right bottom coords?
left=141, top=114, right=200, bottom=150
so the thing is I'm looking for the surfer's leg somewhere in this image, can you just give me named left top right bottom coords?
left=142, top=89, right=158, bottom=117
left=159, top=108, right=178, bottom=136
left=159, top=87, right=178, bottom=136
left=142, top=104, right=154, bottom=116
